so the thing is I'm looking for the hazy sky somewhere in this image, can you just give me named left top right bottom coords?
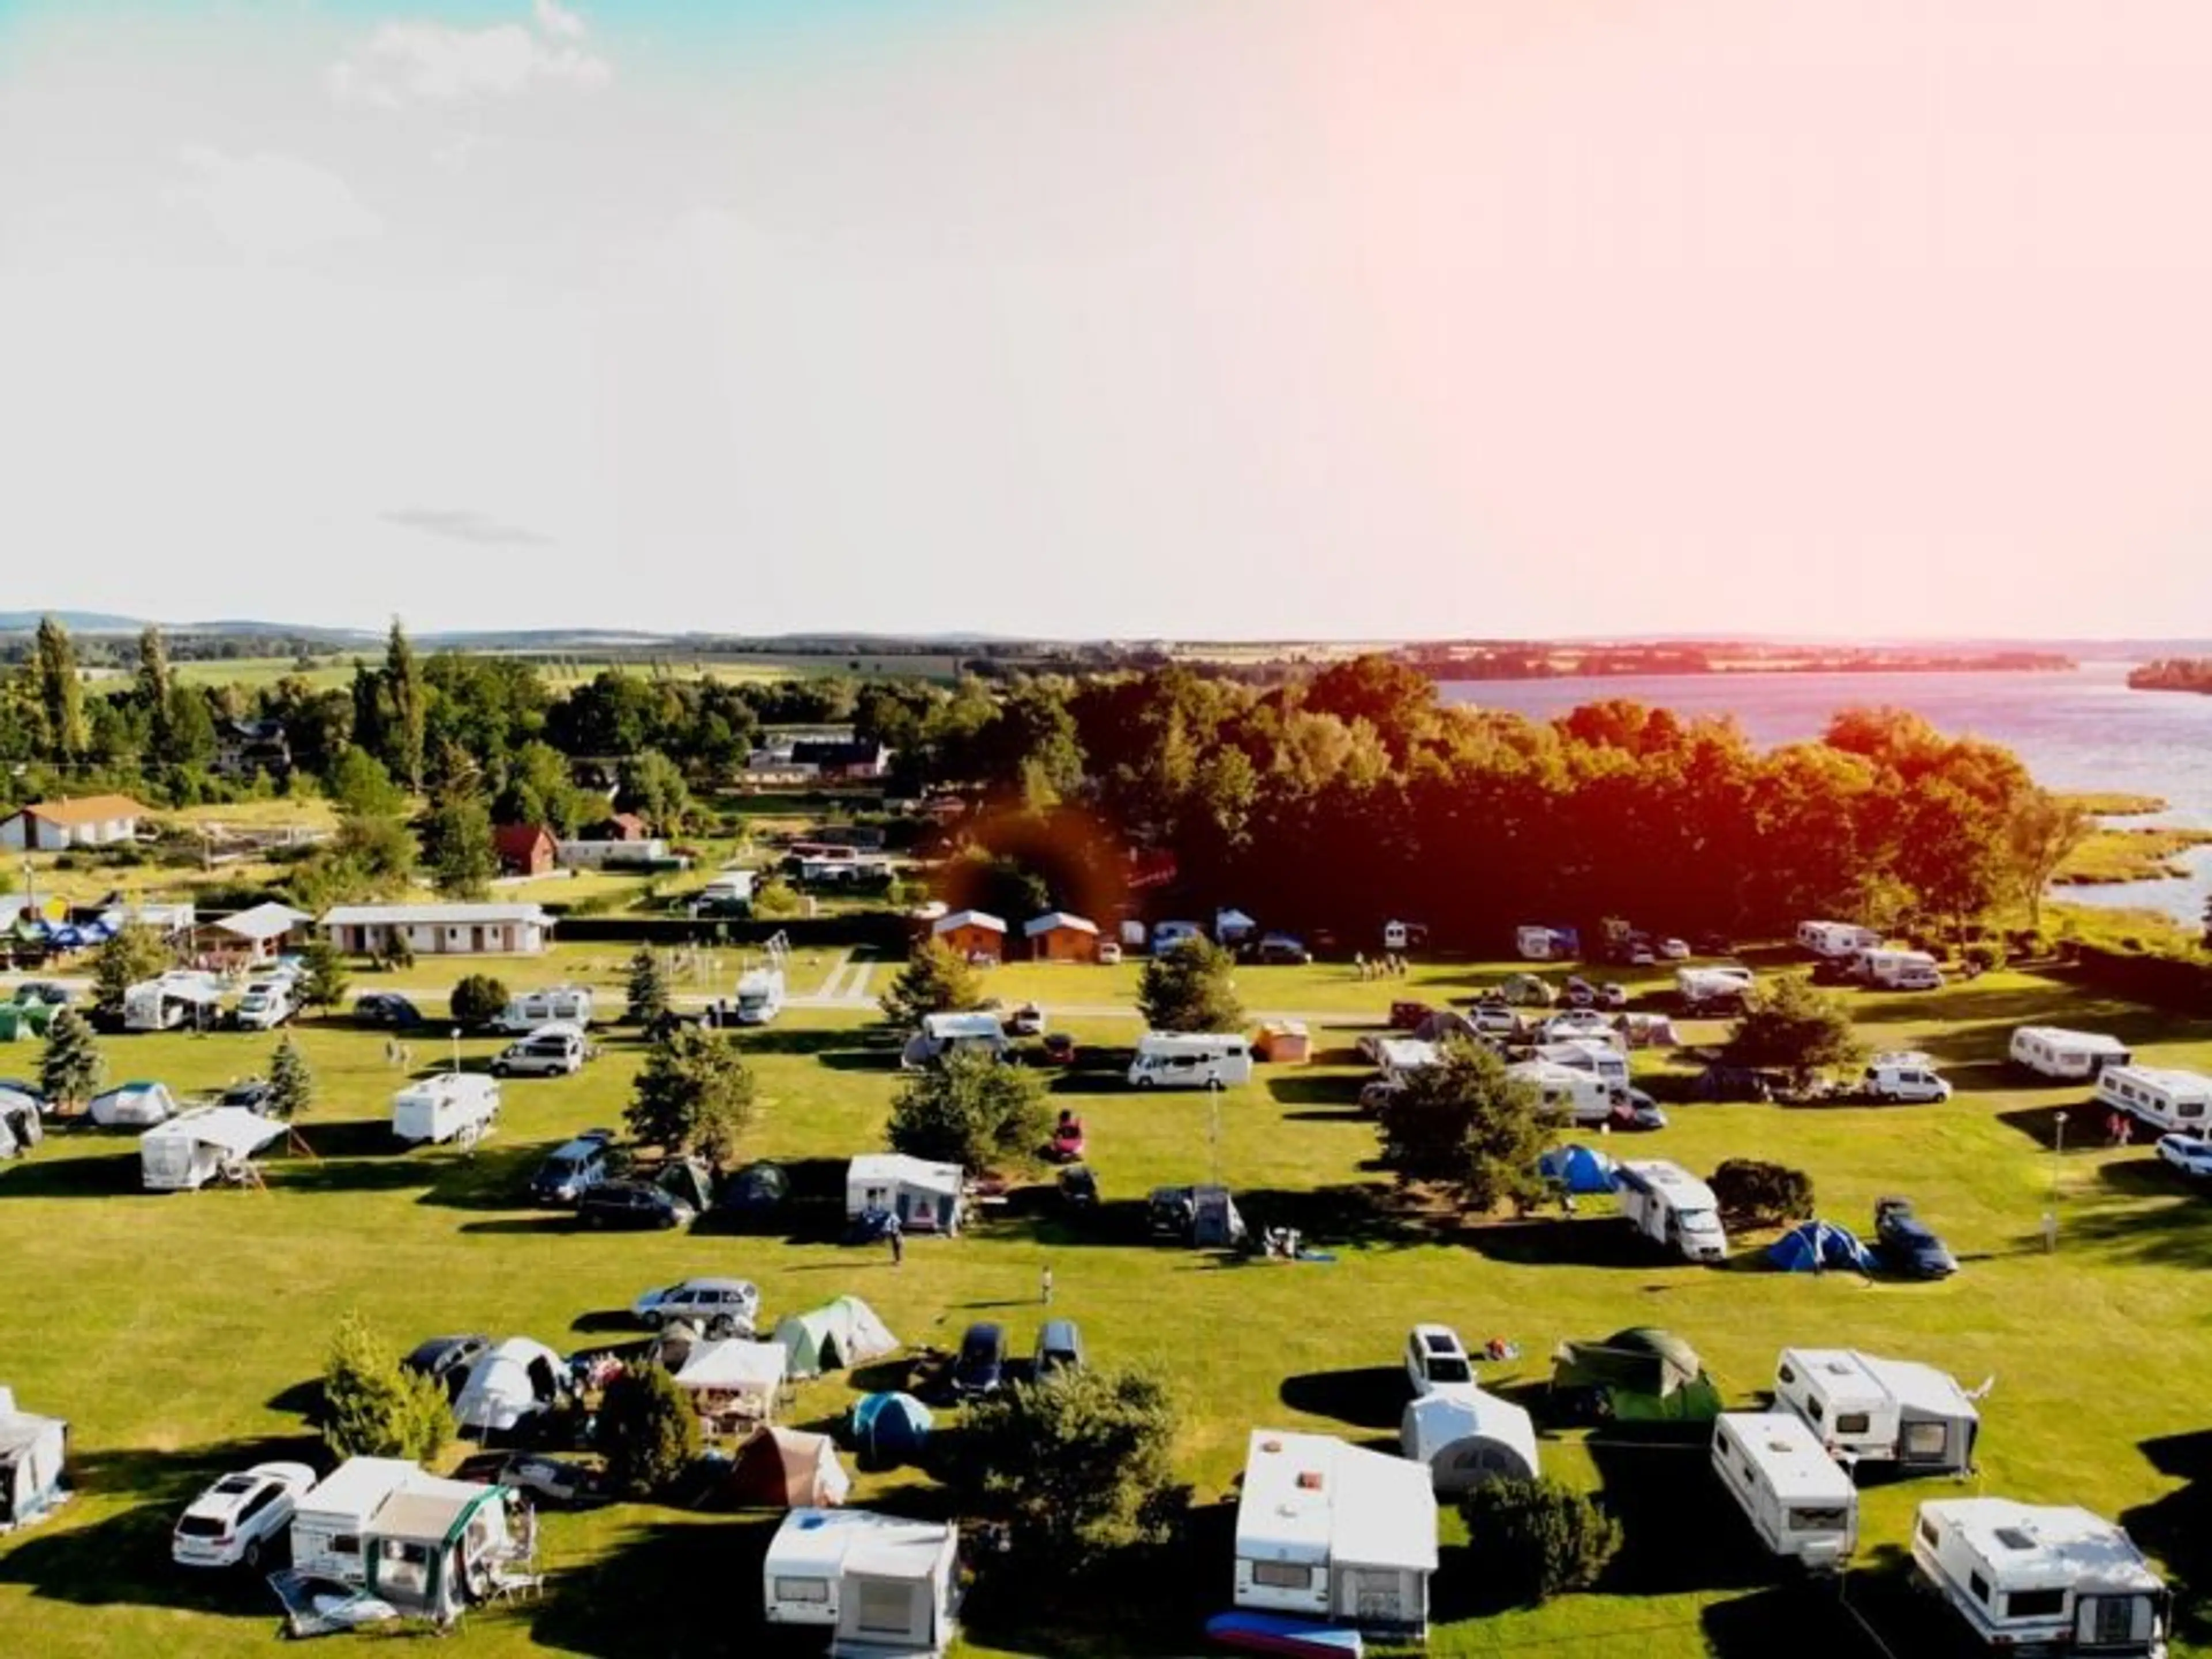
left=6, top=0, right=2212, bottom=639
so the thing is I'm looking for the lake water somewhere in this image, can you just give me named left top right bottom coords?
left=1439, top=661, right=2212, bottom=926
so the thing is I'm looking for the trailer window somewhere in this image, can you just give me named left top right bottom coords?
left=1804, top=1399, right=1823, bottom=1423
left=332, top=1534, right=361, bottom=1557
left=773, top=1577, right=830, bottom=1603
left=1835, top=1412, right=1872, bottom=1435
left=2005, top=1589, right=2065, bottom=1619
left=1903, top=1423, right=1949, bottom=1459
left=1252, top=1562, right=1316, bottom=1591
left=1969, top=1571, right=1991, bottom=1604
left=1787, top=1507, right=1850, bottom=1533
left=1918, top=1517, right=1940, bottom=1548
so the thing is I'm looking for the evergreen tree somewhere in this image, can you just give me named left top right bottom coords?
left=33, top=615, right=85, bottom=756
left=597, top=1366, right=700, bottom=1499
left=625, top=948, right=672, bottom=1026
left=449, top=974, right=509, bottom=1028
left=1137, top=935, right=1245, bottom=1033
left=626, top=1025, right=757, bottom=1164
left=298, top=934, right=351, bottom=1014
left=136, top=624, right=173, bottom=749
left=1722, top=976, right=1865, bottom=1090
left=37, top=1008, right=105, bottom=1109
left=267, top=1034, right=313, bottom=1119
left=887, top=1047, right=1051, bottom=1171
left=421, top=785, right=496, bottom=899
left=385, top=618, right=426, bottom=792
left=321, top=1310, right=448, bottom=1463
left=91, top=924, right=171, bottom=1018
left=1373, top=1037, right=1558, bottom=1215
left=879, top=938, right=986, bottom=1028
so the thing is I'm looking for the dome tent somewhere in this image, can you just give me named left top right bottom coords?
left=1550, top=1328, right=1722, bottom=1423
left=726, top=1425, right=850, bottom=1509
left=848, top=1393, right=933, bottom=1471
left=774, top=1296, right=899, bottom=1379
left=1537, top=1143, right=1618, bottom=1196
left=1768, top=1220, right=1877, bottom=1274
left=1401, top=1390, right=1539, bottom=1494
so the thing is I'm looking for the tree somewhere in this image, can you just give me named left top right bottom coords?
left=165, top=686, right=217, bottom=767
left=1461, top=1477, right=1623, bottom=1605
left=298, top=934, right=351, bottom=1014
left=136, top=624, right=173, bottom=750
left=1373, top=1038, right=1558, bottom=1215
left=1722, top=976, right=1864, bottom=1090
left=267, top=1034, right=313, bottom=1119
left=597, top=1365, right=701, bottom=1499
left=1137, top=935, right=1245, bottom=1034
left=618, top=748, right=692, bottom=834
left=887, top=1047, right=1052, bottom=1171
left=421, top=785, right=496, bottom=899
left=325, top=744, right=406, bottom=819
left=37, top=1007, right=105, bottom=1109
left=90, top=924, right=171, bottom=1019
left=1709, top=1159, right=1815, bottom=1228
left=2005, top=790, right=2092, bottom=931
left=384, top=618, right=427, bottom=791
left=879, top=938, right=986, bottom=1028
left=625, top=948, right=671, bottom=1027
left=33, top=615, right=85, bottom=756
left=626, top=1025, right=757, bottom=1165
left=449, top=974, right=510, bottom=1029
left=321, top=1310, right=449, bottom=1463
left=953, top=1366, right=1187, bottom=1587
left=751, top=876, right=803, bottom=919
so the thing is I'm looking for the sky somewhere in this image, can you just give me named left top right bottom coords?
left=6, top=0, right=2212, bottom=640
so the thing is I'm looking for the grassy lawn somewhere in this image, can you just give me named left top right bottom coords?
left=2056, top=825, right=2212, bottom=886
left=340, top=940, right=851, bottom=1006
left=1, top=968, right=2210, bottom=1656
left=168, top=658, right=360, bottom=690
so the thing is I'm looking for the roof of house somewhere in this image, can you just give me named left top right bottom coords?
left=1236, top=1429, right=1437, bottom=1573
left=586, top=813, right=649, bottom=839
left=1022, top=911, right=1097, bottom=937
left=12, top=794, right=150, bottom=826
left=212, top=902, right=312, bottom=942
left=321, top=904, right=550, bottom=926
left=931, top=909, right=1007, bottom=935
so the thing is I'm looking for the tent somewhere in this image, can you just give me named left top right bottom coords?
left=673, top=1339, right=789, bottom=1429
left=0, top=1388, right=67, bottom=1531
left=848, top=1393, right=932, bottom=1472
left=728, top=1425, right=850, bottom=1509
left=656, top=1157, right=715, bottom=1218
left=1537, top=1144, right=1618, bottom=1196
left=1550, top=1328, right=1722, bottom=1423
left=0, top=1091, right=41, bottom=1160
left=453, top=1337, right=569, bottom=1438
left=1191, top=1185, right=1247, bottom=1248
left=1769, top=1220, right=1877, bottom=1274
left=88, top=1081, right=177, bottom=1128
left=1401, top=1391, right=1539, bottom=1495
left=724, top=1160, right=790, bottom=1222
left=774, top=1296, right=900, bottom=1379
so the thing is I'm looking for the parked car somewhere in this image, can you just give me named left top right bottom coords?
left=632, top=1277, right=760, bottom=1334
left=1610, top=1092, right=1669, bottom=1132
left=354, top=992, right=423, bottom=1029
left=1034, top=1319, right=1086, bottom=1377
left=1096, top=942, right=1123, bottom=965
left=1659, top=938, right=1691, bottom=961
left=531, top=1129, right=617, bottom=1205
left=495, top=1452, right=605, bottom=1508
left=1628, top=944, right=1658, bottom=965
left=951, top=1322, right=1008, bottom=1397
left=1466, top=1005, right=1522, bottom=1038
left=580, top=1181, right=695, bottom=1232
left=1874, top=1197, right=1958, bottom=1279
left=172, top=1461, right=317, bottom=1569
left=2157, top=1134, right=2212, bottom=1180
left=1005, top=1002, right=1046, bottom=1038
left=1404, top=1324, right=1479, bottom=1402
left=402, top=1334, right=494, bottom=1403
left=1257, top=934, right=1311, bottom=965
left=1039, top=1032, right=1078, bottom=1066
left=1693, top=933, right=1734, bottom=956
left=1058, top=1163, right=1099, bottom=1210
left=493, top=1024, right=586, bottom=1078
left=1388, top=1001, right=1433, bottom=1031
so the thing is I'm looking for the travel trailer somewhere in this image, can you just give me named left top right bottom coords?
left=0, top=1385, right=68, bottom=1533
left=357, top=1472, right=513, bottom=1623
left=491, top=986, right=594, bottom=1033
left=1677, top=965, right=1755, bottom=1013
left=1517, top=925, right=1577, bottom=961
left=1772, top=1349, right=1980, bottom=1474
left=1797, top=921, right=1881, bottom=959
left=2095, top=1066, right=2212, bottom=1137
left=391, top=1074, right=501, bottom=1146
left=1531, top=1040, right=1631, bottom=1089
left=900, top=1012, right=1009, bottom=1070
left=1127, top=1032, right=1254, bottom=1089
left=762, top=1508, right=961, bottom=1656
left=289, top=1457, right=417, bottom=1584
left=1711, top=1412, right=1857, bottom=1569
left=123, top=972, right=224, bottom=1033
left=1855, top=948, right=1945, bottom=991
left=2009, top=1027, right=2132, bottom=1082
left=138, top=1107, right=287, bottom=1192
left=847, top=1154, right=964, bottom=1234
left=1232, top=1428, right=1437, bottom=1641
left=732, top=965, right=785, bottom=1026
left=1913, top=1499, right=2169, bottom=1658
left=1613, top=1161, right=1728, bottom=1262
left=1508, top=1060, right=1620, bottom=1126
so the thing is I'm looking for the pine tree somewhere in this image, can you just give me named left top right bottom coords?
left=137, top=624, right=173, bottom=750
left=322, top=1310, right=449, bottom=1462
left=384, top=618, right=426, bottom=792
left=421, top=785, right=496, bottom=899
left=33, top=615, right=86, bottom=757
left=38, top=1008, right=105, bottom=1109
left=267, top=1035, right=313, bottom=1119
left=879, top=938, right=986, bottom=1028
left=298, top=934, right=351, bottom=1014
left=91, top=924, right=172, bottom=1018
left=625, top=948, right=672, bottom=1026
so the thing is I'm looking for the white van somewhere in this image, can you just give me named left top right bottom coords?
left=1857, top=949, right=1945, bottom=991
left=491, top=1024, right=585, bottom=1079
left=1711, top=1411, right=1856, bottom=1570
left=2096, top=1066, right=2212, bottom=1137
left=1797, top=921, right=1881, bottom=959
left=2009, top=1026, right=2132, bottom=1082
left=392, top=1073, right=501, bottom=1145
left=1613, top=1160, right=1728, bottom=1262
left=233, top=978, right=296, bottom=1031
left=1861, top=1052, right=1952, bottom=1104
left=491, top=986, right=594, bottom=1033
left=1127, top=1033, right=1253, bottom=1089
left=732, top=967, right=785, bottom=1026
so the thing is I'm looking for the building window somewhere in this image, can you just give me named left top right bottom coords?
left=1252, top=1561, right=1316, bottom=1591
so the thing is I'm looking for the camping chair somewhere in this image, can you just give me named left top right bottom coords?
left=218, top=1157, right=266, bottom=1190
left=486, top=1565, right=543, bottom=1604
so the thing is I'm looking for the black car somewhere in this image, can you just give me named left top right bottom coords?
left=402, top=1334, right=493, bottom=1402
left=531, top=1129, right=617, bottom=1206
left=355, top=993, right=424, bottom=1029
left=1146, top=1185, right=1196, bottom=1241
left=576, top=1181, right=695, bottom=1230
left=218, top=1079, right=276, bottom=1113
left=1874, top=1197, right=1958, bottom=1279
left=950, top=1322, right=1007, bottom=1397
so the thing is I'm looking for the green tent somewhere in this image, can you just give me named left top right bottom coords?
left=773, top=1296, right=900, bottom=1379
left=0, top=1007, right=20, bottom=1043
left=1550, top=1328, right=1722, bottom=1423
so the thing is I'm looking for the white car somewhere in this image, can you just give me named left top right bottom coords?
left=2157, top=1134, right=2212, bottom=1179
left=1660, top=938, right=1691, bottom=961
left=1097, top=942, right=1123, bottom=965
left=172, top=1461, right=316, bottom=1569
left=631, top=1277, right=761, bottom=1335
left=1404, top=1323, right=1479, bottom=1403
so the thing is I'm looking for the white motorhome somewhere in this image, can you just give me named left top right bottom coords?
left=123, top=972, right=224, bottom=1033
left=1860, top=1052, right=1953, bottom=1104
left=1772, top=1349, right=1980, bottom=1474
left=762, top=1508, right=961, bottom=1657
left=1613, top=1161, right=1728, bottom=1262
left=491, top=986, right=594, bottom=1033
left=1913, top=1499, right=2169, bottom=1659
left=138, top=1107, right=286, bottom=1192
left=289, top=1457, right=416, bottom=1584
left=1233, top=1429, right=1437, bottom=1641
left=2096, top=1066, right=2212, bottom=1137
left=2010, top=1027, right=2133, bottom=1082
left=1127, top=1033, right=1254, bottom=1089
left=391, top=1073, right=501, bottom=1146
left=1676, top=965, right=1755, bottom=1012
left=687, top=870, right=756, bottom=916
left=1798, top=921, right=1881, bottom=959
left=900, top=1012, right=1009, bottom=1070
left=1517, top=925, right=1573, bottom=961
left=1509, top=1060, right=1619, bottom=1126
left=1711, top=1411, right=1857, bottom=1570
left=1531, top=1041, right=1631, bottom=1089
left=732, top=966, right=785, bottom=1026
left=232, top=977, right=295, bottom=1031
left=1857, top=948, right=1945, bottom=991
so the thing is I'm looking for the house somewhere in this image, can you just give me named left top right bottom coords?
left=930, top=910, right=1006, bottom=963
left=846, top=1154, right=964, bottom=1234
left=213, top=718, right=291, bottom=781
left=1233, top=1428, right=1437, bottom=1641
left=789, top=739, right=891, bottom=781
left=1023, top=911, right=1100, bottom=963
left=762, top=1508, right=961, bottom=1657
left=0, top=795, right=150, bottom=852
left=492, top=824, right=556, bottom=878
left=0, top=1385, right=69, bottom=1532
left=582, top=813, right=650, bottom=843
left=320, top=903, right=552, bottom=957
left=198, top=902, right=312, bottom=967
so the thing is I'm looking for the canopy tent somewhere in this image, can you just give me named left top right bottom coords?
left=1400, top=1391, right=1539, bottom=1495
left=848, top=1393, right=932, bottom=1472
left=1550, top=1328, right=1722, bottom=1423
left=673, top=1339, right=788, bottom=1428
left=774, top=1296, right=900, bottom=1380
left=0, top=1393, right=67, bottom=1531
left=726, top=1425, right=850, bottom=1510
left=1537, top=1144, right=1618, bottom=1196
left=1769, top=1220, right=1878, bottom=1275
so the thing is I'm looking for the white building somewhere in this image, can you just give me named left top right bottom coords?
left=0, top=795, right=148, bottom=852
left=321, top=903, right=552, bottom=957
left=1233, top=1428, right=1437, bottom=1642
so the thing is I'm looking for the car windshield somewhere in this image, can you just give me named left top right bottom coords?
left=212, top=1475, right=256, bottom=1495
left=1427, top=1358, right=1473, bottom=1384
left=1679, top=1208, right=1720, bottom=1232
left=960, top=1336, right=997, bottom=1365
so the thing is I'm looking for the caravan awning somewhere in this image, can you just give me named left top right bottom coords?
left=145, top=1107, right=286, bottom=1158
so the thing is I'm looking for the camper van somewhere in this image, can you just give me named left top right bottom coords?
left=1772, top=1349, right=1980, bottom=1474
left=1860, top=1052, right=1953, bottom=1104
left=2095, top=1066, right=2212, bottom=1137
left=1613, top=1161, right=1728, bottom=1262
left=289, top=1457, right=417, bottom=1584
left=490, top=986, right=594, bottom=1034
left=732, top=966, right=785, bottom=1026
left=900, top=1012, right=1010, bottom=1070
left=1127, top=1033, right=1254, bottom=1089
left=1856, top=949, right=1945, bottom=992
left=1913, top=1499, right=2169, bottom=1659
left=1676, top=965, right=1755, bottom=1013
left=2010, top=1027, right=2133, bottom=1082
left=762, top=1508, right=962, bottom=1657
left=1711, top=1412, right=1857, bottom=1569
left=391, top=1073, right=501, bottom=1146
left=491, top=1024, right=585, bottom=1078
left=123, top=972, right=224, bottom=1033
left=233, top=977, right=296, bottom=1031
left=1508, top=1060, right=1620, bottom=1126
left=1797, top=921, right=1881, bottom=959
left=138, top=1107, right=287, bottom=1192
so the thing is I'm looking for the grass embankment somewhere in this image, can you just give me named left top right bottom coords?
left=2060, top=792, right=2171, bottom=818
left=2054, top=826, right=2212, bottom=885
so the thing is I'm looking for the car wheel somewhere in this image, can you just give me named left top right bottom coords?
left=244, top=1538, right=262, bottom=1569
left=1135, top=1077, right=1153, bottom=1089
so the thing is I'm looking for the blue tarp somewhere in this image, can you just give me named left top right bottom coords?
left=847, top=1392, right=931, bottom=1471
left=1538, top=1144, right=1619, bottom=1195
left=1768, top=1219, right=1877, bottom=1274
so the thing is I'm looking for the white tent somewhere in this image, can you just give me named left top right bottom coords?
left=139, top=1106, right=286, bottom=1191
left=453, top=1338, right=567, bottom=1438
left=0, top=1389, right=67, bottom=1531
left=775, top=1297, right=901, bottom=1380
left=88, top=1081, right=178, bottom=1128
left=1401, top=1391, right=1540, bottom=1494
left=673, top=1339, right=789, bottom=1428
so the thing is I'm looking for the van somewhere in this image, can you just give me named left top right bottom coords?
left=2009, top=1026, right=2132, bottom=1082
left=1127, top=1033, right=1253, bottom=1089
left=392, top=1074, right=501, bottom=1146
left=1034, top=1319, right=1086, bottom=1378
left=234, top=978, right=296, bottom=1031
left=491, top=987, right=594, bottom=1034
left=530, top=1130, right=615, bottom=1205
left=1676, top=965, right=1754, bottom=1013
left=2096, top=1065, right=2212, bottom=1137
left=1861, top=1052, right=1952, bottom=1104
left=1857, top=949, right=1945, bottom=991
left=493, top=1024, right=585, bottom=1079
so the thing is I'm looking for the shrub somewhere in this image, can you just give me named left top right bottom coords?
left=1461, top=1477, right=1623, bottom=1605
left=321, top=1311, right=448, bottom=1463
left=598, top=1366, right=701, bottom=1499
left=381, top=931, right=416, bottom=971
left=1962, top=942, right=2005, bottom=974
left=879, top=938, right=985, bottom=1028
left=1709, top=1159, right=1815, bottom=1227
left=1137, top=936, right=1245, bottom=1034
left=449, top=974, right=509, bottom=1029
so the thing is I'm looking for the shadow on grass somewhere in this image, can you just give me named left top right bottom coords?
left=0, top=1151, right=138, bottom=1199
left=1995, top=1102, right=2105, bottom=1152
left=734, top=1026, right=895, bottom=1059
left=1265, top=1075, right=1363, bottom=1113
left=1586, top=1431, right=1771, bottom=1597
left=1233, top=1182, right=1420, bottom=1249
left=460, top=1215, right=592, bottom=1236
left=1277, top=1367, right=1406, bottom=1431
left=2047, top=1185, right=2212, bottom=1269
left=2123, top=1429, right=2212, bottom=1647
left=283, top=1117, right=407, bottom=1159
left=531, top=1514, right=785, bottom=1658
left=1699, top=1573, right=1918, bottom=1659
left=1464, top=1216, right=1676, bottom=1271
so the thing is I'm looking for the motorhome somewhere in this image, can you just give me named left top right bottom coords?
left=491, top=986, right=594, bottom=1033
left=2095, top=1066, right=2212, bottom=1137
left=1772, top=1349, right=1980, bottom=1474
left=391, top=1074, right=501, bottom=1146
left=2010, top=1027, right=2133, bottom=1082
left=233, top=976, right=296, bottom=1031
left=138, top=1107, right=287, bottom=1192
left=1711, top=1412, right=1857, bottom=1570
left=762, top=1508, right=961, bottom=1657
left=1856, top=948, right=1945, bottom=991
left=1517, top=925, right=1576, bottom=961
left=1913, top=1499, right=2169, bottom=1659
left=123, top=972, right=224, bottom=1033
left=1126, top=1033, right=1254, bottom=1089
left=732, top=966, right=785, bottom=1026
left=1797, top=921, right=1881, bottom=960
left=1509, top=1060, right=1619, bottom=1126
left=1531, top=1041, right=1631, bottom=1090
left=1613, top=1161, right=1728, bottom=1262
left=1677, top=965, right=1755, bottom=1013
left=900, top=1012, right=1009, bottom=1070
left=1233, top=1429, right=1437, bottom=1641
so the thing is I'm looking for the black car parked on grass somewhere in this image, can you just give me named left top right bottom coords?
left=1874, top=1197, right=1958, bottom=1279
left=354, top=993, right=424, bottom=1029
left=576, top=1181, right=695, bottom=1230
left=951, top=1323, right=1007, bottom=1397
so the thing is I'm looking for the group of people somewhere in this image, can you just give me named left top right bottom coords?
left=1351, top=952, right=1411, bottom=981
left=2105, top=1109, right=2138, bottom=1147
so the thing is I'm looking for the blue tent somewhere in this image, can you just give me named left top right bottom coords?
left=1537, top=1144, right=1618, bottom=1196
left=1768, top=1219, right=1877, bottom=1274
left=847, top=1392, right=931, bottom=1471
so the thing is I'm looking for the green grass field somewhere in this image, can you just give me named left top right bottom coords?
left=160, top=653, right=963, bottom=692
left=1, top=964, right=2209, bottom=1657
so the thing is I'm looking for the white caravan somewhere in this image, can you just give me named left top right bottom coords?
left=289, top=1457, right=416, bottom=1585
left=1233, top=1429, right=1437, bottom=1641
left=1613, top=1161, right=1728, bottom=1262
left=1676, top=965, right=1755, bottom=1012
left=1797, top=921, right=1881, bottom=959
left=900, top=1011, right=1010, bottom=1069
left=2010, top=1027, right=2133, bottom=1082
left=123, top=972, right=224, bottom=1033
left=762, top=1508, right=961, bottom=1657
left=1711, top=1411, right=1857, bottom=1570
left=391, top=1073, right=501, bottom=1146
left=1373, top=1039, right=1441, bottom=1085
left=2095, top=1066, right=2212, bottom=1137
left=232, top=977, right=296, bottom=1031
left=491, top=986, right=594, bottom=1033
left=1531, top=1041, right=1631, bottom=1089
left=1127, top=1033, right=1254, bottom=1089
left=138, top=1107, right=286, bottom=1192
left=732, top=966, right=785, bottom=1026
left=1517, top=925, right=1573, bottom=961
left=1857, top=948, right=1945, bottom=991
left=1508, top=1060, right=1619, bottom=1126
left=1913, top=1499, right=2169, bottom=1659
left=1772, top=1349, right=1980, bottom=1474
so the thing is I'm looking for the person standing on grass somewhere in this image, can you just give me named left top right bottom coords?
left=888, top=1215, right=904, bottom=1267
left=1040, top=1263, right=1054, bottom=1305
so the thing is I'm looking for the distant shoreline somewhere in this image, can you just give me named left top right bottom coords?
left=1411, top=650, right=2075, bottom=682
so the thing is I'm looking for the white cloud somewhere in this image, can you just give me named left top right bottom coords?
left=328, top=12, right=609, bottom=109
left=534, top=0, right=588, bottom=43
left=168, top=147, right=384, bottom=259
